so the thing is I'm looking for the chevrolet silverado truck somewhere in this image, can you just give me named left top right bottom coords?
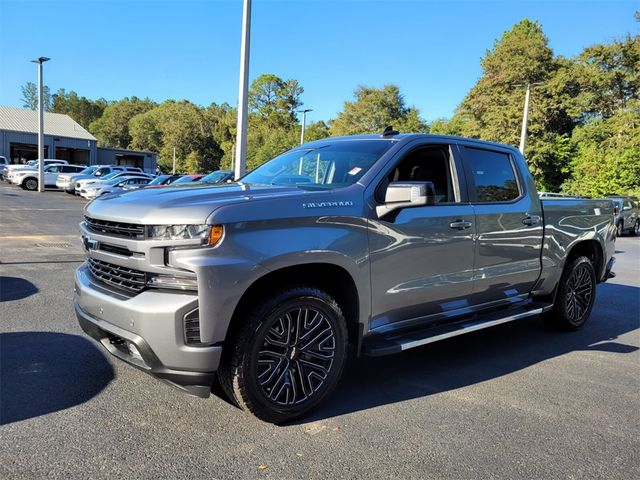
left=75, top=132, right=616, bottom=423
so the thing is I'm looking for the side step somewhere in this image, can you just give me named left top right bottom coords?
left=362, top=305, right=545, bottom=357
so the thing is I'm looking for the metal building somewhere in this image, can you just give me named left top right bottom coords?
left=0, top=106, right=157, bottom=172
left=0, top=106, right=97, bottom=164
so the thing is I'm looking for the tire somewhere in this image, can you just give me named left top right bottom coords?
left=218, top=286, right=348, bottom=423
left=634, top=220, right=640, bottom=237
left=542, top=256, right=596, bottom=331
left=65, top=189, right=75, bottom=195
left=23, top=178, right=38, bottom=191
left=616, top=221, right=624, bottom=237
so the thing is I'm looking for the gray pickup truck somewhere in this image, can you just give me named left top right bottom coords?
left=75, top=132, right=616, bottom=423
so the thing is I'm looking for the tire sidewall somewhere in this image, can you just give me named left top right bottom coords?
left=555, top=256, right=596, bottom=329
left=238, top=290, right=347, bottom=423
left=616, top=222, right=624, bottom=237
left=635, top=220, right=640, bottom=236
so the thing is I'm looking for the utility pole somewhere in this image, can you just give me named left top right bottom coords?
left=298, top=109, right=313, bottom=145
left=31, top=56, right=50, bottom=192
left=517, top=81, right=543, bottom=155
left=172, top=147, right=176, bottom=174
left=234, top=0, right=251, bottom=180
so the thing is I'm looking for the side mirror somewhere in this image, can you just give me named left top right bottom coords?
left=95, top=172, right=102, bottom=177
left=376, top=181, right=436, bottom=218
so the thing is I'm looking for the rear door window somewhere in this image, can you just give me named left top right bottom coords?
left=464, top=147, right=520, bottom=202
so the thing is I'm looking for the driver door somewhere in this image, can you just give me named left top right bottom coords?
left=367, top=142, right=476, bottom=332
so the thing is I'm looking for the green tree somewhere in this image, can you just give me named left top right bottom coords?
left=89, top=97, right=156, bottom=148
left=21, top=82, right=51, bottom=111
left=129, top=100, right=223, bottom=173
left=329, top=84, right=427, bottom=136
left=52, top=89, right=108, bottom=129
left=249, top=74, right=303, bottom=127
left=562, top=101, right=640, bottom=197
left=558, top=35, right=639, bottom=121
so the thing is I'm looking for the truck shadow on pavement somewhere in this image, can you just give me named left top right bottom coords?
left=0, top=332, right=114, bottom=425
left=294, top=282, right=640, bottom=424
left=0, top=277, right=39, bottom=302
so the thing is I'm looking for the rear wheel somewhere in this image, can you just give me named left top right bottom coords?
left=616, top=221, right=624, bottom=237
left=23, top=178, right=38, bottom=191
left=542, top=256, right=596, bottom=331
left=634, top=220, right=640, bottom=237
left=218, top=287, right=348, bottom=423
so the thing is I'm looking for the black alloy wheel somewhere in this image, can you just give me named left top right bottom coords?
left=218, top=287, right=348, bottom=423
left=542, top=256, right=596, bottom=330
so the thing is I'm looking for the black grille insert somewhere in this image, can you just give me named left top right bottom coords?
left=84, top=216, right=145, bottom=239
left=87, top=257, right=146, bottom=294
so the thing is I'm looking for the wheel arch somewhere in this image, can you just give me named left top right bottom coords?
left=226, top=262, right=362, bottom=352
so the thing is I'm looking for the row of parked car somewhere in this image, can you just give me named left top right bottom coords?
left=0, top=158, right=235, bottom=199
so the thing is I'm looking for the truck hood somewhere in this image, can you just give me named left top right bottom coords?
left=84, top=183, right=311, bottom=224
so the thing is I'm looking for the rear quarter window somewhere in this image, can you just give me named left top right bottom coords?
left=464, top=147, right=520, bottom=202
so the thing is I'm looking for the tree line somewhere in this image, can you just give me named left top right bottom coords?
left=21, top=16, right=638, bottom=196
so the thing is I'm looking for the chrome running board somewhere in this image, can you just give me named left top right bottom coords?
left=363, top=306, right=544, bottom=356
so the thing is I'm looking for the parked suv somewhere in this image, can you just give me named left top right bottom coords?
left=5, top=159, right=68, bottom=183
left=13, top=164, right=86, bottom=191
left=75, top=132, right=616, bottom=423
left=608, top=196, right=640, bottom=236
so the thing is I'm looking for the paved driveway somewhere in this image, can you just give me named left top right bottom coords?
left=1, top=182, right=638, bottom=479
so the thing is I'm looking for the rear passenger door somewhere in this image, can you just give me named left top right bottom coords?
left=460, top=145, right=544, bottom=306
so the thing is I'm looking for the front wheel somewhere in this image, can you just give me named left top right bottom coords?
left=218, top=287, right=348, bottom=423
left=634, top=220, right=640, bottom=237
left=23, top=178, right=38, bottom=191
left=616, top=221, right=624, bottom=237
left=543, top=256, right=596, bottom=331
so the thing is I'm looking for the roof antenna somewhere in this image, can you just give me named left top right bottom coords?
left=381, top=125, right=399, bottom=137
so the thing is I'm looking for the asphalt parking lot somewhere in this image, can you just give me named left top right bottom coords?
left=1, top=181, right=639, bottom=479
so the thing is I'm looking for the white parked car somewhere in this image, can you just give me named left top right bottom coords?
left=78, top=176, right=152, bottom=199
left=13, top=164, right=86, bottom=191
left=5, top=159, right=69, bottom=183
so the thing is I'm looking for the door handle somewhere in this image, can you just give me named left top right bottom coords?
left=522, top=215, right=541, bottom=226
left=449, top=220, right=473, bottom=230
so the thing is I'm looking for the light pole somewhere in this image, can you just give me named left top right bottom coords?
left=234, top=0, right=251, bottom=180
left=516, top=81, right=543, bottom=155
left=31, top=56, right=50, bottom=192
left=298, top=109, right=313, bottom=145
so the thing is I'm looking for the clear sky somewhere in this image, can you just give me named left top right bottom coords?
left=0, top=0, right=636, bottom=123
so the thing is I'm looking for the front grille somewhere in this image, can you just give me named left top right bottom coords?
left=87, top=257, right=146, bottom=293
left=184, top=309, right=202, bottom=345
left=84, top=216, right=145, bottom=239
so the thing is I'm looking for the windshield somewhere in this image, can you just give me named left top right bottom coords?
left=172, top=176, right=200, bottom=184
left=200, top=171, right=230, bottom=184
left=100, top=172, right=120, bottom=180
left=241, top=140, right=393, bottom=189
left=148, top=175, right=170, bottom=185
left=81, top=166, right=98, bottom=175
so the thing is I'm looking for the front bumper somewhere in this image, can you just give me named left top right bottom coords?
left=74, top=264, right=221, bottom=397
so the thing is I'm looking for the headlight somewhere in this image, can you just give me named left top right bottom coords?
left=146, top=224, right=224, bottom=246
